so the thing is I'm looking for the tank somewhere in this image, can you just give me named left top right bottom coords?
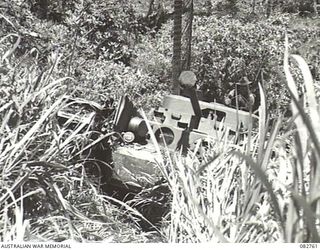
left=109, top=71, right=258, bottom=191
left=57, top=71, right=257, bottom=192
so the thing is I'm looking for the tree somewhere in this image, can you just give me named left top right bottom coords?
left=181, top=0, right=193, bottom=71
left=251, top=0, right=256, bottom=14
left=172, top=0, right=183, bottom=94
left=314, top=0, right=319, bottom=16
left=172, top=0, right=194, bottom=94
left=266, top=0, right=274, bottom=17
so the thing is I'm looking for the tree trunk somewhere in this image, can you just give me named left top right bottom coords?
left=172, top=0, right=183, bottom=94
left=251, top=0, right=256, bottom=14
left=266, top=0, right=273, bottom=17
left=314, top=0, right=319, bottom=16
left=181, top=0, right=193, bottom=71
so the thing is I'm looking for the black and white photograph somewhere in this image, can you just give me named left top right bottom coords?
left=0, top=0, right=320, bottom=247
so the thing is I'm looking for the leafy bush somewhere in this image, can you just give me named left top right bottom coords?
left=192, top=14, right=320, bottom=116
left=191, top=15, right=288, bottom=110
left=281, top=0, right=315, bottom=14
left=72, top=59, right=170, bottom=110
left=1, top=0, right=171, bottom=111
left=132, top=22, right=172, bottom=83
left=214, top=0, right=240, bottom=15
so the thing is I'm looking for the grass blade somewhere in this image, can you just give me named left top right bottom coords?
left=292, top=192, right=320, bottom=242
left=232, top=151, right=285, bottom=234
left=257, top=81, right=267, bottom=161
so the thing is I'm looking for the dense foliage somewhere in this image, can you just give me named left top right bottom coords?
left=2, top=0, right=320, bottom=113
left=0, top=0, right=170, bottom=110
left=135, top=13, right=320, bottom=115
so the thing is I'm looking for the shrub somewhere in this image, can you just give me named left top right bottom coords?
left=281, top=0, right=315, bottom=15
left=132, top=21, right=172, bottom=84
left=192, top=15, right=286, bottom=107
left=72, top=59, right=170, bottom=110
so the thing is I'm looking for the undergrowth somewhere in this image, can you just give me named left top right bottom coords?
left=0, top=34, right=161, bottom=242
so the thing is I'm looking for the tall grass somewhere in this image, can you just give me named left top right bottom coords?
left=153, top=129, right=285, bottom=242
left=282, top=35, right=320, bottom=242
left=0, top=35, right=159, bottom=242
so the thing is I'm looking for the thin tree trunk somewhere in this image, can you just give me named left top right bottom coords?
left=314, top=0, right=319, bottom=16
left=172, top=0, right=183, bottom=94
left=182, top=0, right=193, bottom=71
left=266, top=0, right=273, bottom=17
left=251, top=0, right=256, bottom=14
